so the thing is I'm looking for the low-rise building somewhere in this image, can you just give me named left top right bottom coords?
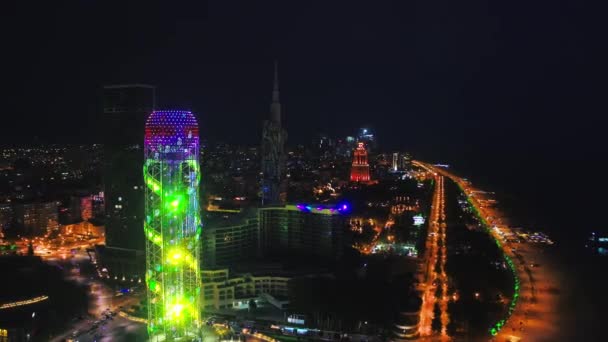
left=201, top=268, right=290, bottom=311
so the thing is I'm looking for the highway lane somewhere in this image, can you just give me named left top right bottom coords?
left=418, top=173, right=450, bottom=339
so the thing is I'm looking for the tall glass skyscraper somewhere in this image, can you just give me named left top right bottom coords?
left=103, top=84, right=156, bottom=251
left=101, top=84, right=155, bottom=282
left=144, top=110, right=202, bottom=340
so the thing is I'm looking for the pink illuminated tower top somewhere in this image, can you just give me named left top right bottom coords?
left=144, top=110, right=199, bottom=154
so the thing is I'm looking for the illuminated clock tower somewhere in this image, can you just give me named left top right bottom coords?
left=350, top=142, right=371, bottom=182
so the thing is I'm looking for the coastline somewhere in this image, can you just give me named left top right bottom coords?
left=415, top=161, right=562, bottom=341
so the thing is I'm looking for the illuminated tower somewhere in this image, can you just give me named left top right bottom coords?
left=350, top=142, right=370, bottom=182
left=144, top=110, right=202, bottom=340
left=261, top=61, right=288, bottom=205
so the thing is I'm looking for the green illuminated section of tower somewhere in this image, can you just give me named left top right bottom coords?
left=144, top=110, right=201, bottom=340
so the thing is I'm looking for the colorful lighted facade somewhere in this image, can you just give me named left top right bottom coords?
left=144, top=110, right=201, bottom=340
left=350, top=142, right=371, bottom=182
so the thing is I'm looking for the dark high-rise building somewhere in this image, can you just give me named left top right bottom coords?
left=103, top=84, right=155, bottom=251
left=59, top=196, right=84, bottom=225
left=201, top=204, right=348, bottom=268
left=0, top=204, right=12, bottom=237
left=261, top=63, right=288, bottom=206
left=259, top=205, right=346, bottom=260
left=103, top=85, right=157, bottom=145
left=316, top=135, right=334, bottom=152
left=401, top=152, right=412, bottom=170
left=201, top=209, right=260, bottom=268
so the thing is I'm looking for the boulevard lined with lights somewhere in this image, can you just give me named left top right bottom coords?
left=415, top=160, right=522, bottom=338
left=0, top=295, right=49, bottom=310
left=418, top=174, right=450, bottom=338
left=437, top=176, right=449, bottom=337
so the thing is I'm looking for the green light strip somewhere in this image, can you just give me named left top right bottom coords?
left=144, top=154, right=201, bottom=337
left=456, top=184, right=520, bottom=337
left=143, top=160, right=162, bottom=195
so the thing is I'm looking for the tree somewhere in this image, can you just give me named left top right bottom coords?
left=447, top=302, right=459, bottom=336
left=432, top=303, right=442, bottom=332
left=248, top=299, right=257, bottom=312
left=435, top=285, right=443, bottom=300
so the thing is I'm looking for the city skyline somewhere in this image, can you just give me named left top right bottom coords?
left=0, top=1, right=606, bottom=341
left=2, top=1, right=604, bottom=242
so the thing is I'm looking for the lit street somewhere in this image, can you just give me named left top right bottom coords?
left=48, top=250, right=146, bottom=342
left=418, top=173, right=449, bottom=339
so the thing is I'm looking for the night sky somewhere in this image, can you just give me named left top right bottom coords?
left=2, top=1, right=606, bottom=236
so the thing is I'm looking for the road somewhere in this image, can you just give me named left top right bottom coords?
left=436, top=176, right=449, bottom=339
left=49, top=251, right=147, bottom=342
left=418, top=174, right=449, bottom=340
left=414, top=160, right=560, bottom=341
